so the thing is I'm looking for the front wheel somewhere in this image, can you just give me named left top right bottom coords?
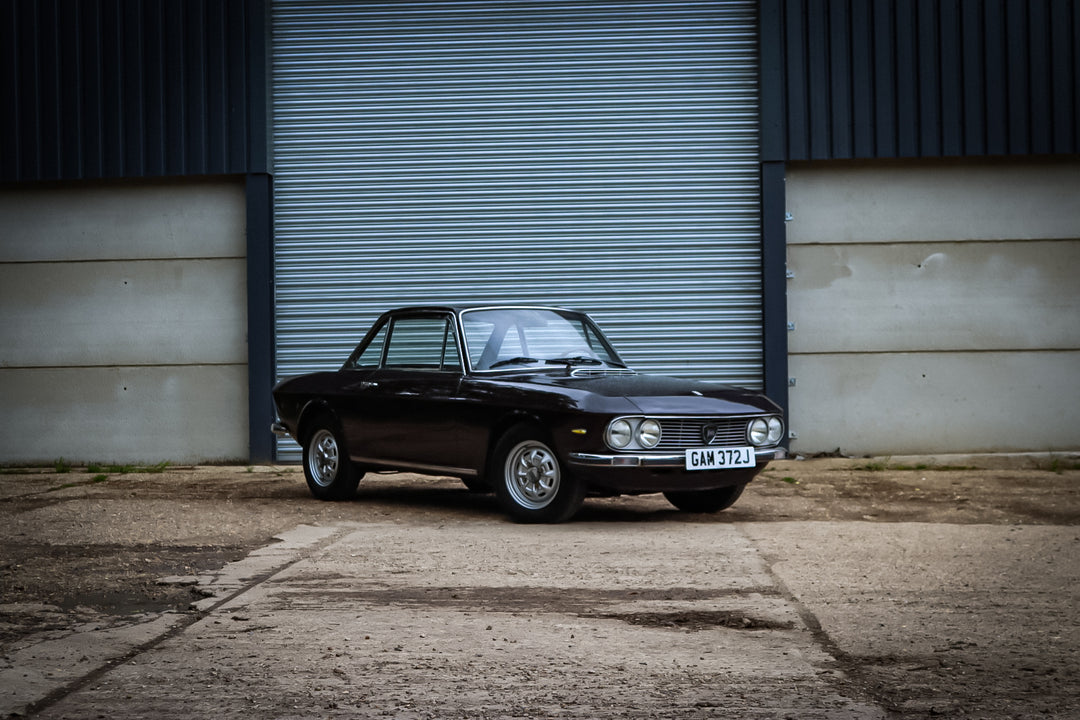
left=302, top=415, right=361, bottom=501
left=663, top=483, right=746, bottom=513
left=489, top=425, right=584, bottom=523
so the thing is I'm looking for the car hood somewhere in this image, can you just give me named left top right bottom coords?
left=520, top=371, right=781, bottom=416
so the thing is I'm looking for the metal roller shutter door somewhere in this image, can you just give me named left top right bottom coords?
left=272, top=1, right=761, bottom=458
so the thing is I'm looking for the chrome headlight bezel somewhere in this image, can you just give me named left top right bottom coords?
left=605, top=416, right=662, bottom=451
left=748, top=418, right=769, bottom=445
left=748, top=415, right=784, bottom=447
left=637, top=419, right=662, bottom=449
left=606, top=418, right=633, bottom=449
left=767, top=416, right=784, bottom=445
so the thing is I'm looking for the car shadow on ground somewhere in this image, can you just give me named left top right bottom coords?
left=347, top=477, right=708, bottom=524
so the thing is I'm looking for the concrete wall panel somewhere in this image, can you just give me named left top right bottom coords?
left=0, top=179, right=246, bottom=262
left=785, top=158, right=1080, bottom=455
left=0, top=366, right=249, bottom=464
left=786, top=160, right=1080, bottom=244
left=787, top=240, right=1080, bottom=354
left=788, top=351, right=1080, bottom=456
left=0, top=259, right=248, bottom=367
left=0, top=178, right=248, bottom=464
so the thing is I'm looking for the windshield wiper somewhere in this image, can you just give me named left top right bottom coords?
left=550, top=357, right=629, bottom=369
left=490, top=356, right=626, bottom=370
left=545, top=356, right=604, bottom=366
left=488, top=356, right=540, bottom=369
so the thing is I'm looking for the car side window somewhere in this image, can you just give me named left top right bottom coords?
left=345, top=322, right=388, bottom=369
left=384, top=316, right=461, bottom=371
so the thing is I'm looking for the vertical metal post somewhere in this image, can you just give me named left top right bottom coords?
left=247, top=173, right=276, bottom=462
left=761, top=161, right=789, bottom=437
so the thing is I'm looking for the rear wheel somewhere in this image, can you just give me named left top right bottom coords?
left=664, top=483, right=746, bottom=513
left=302, top=415, right=361, bottom=501
left=490, top=425, right=584, bottom=523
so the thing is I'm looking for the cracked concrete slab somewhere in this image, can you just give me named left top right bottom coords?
left=1, top=525, right=340, bottom=718
left=32, top=523, right=887, bottom=719
left=743, top=522, right=1080, bottom=717
left=3, top=461, right=1077, bottom=718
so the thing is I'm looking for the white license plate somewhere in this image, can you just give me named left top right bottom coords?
left=685, top=446, right=756, bottom=471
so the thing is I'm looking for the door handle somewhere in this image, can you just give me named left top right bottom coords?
left=359, top=381, right=379, bottom=390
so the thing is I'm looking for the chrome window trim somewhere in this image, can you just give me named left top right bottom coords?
left=456, top=305, right=625, bottom=375
left=343, top=309, right=469, bottom=375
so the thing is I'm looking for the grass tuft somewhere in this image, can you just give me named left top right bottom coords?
left=858, top=460, right=974, bottom=472
left=85, top=460, right=171, bottom=474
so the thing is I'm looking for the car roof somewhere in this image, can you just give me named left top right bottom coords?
left=388, top=304, right=582, bottom=316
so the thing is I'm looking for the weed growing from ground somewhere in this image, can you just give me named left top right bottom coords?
left=85, top=461, right=171, bottom=474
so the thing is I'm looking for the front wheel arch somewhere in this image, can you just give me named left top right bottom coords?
left=488, top=423, right=584, bottom=523
left=480, top=411, right=547, bottom=479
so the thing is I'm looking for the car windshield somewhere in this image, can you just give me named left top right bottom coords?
left=461, top=308, right=625, bottom=372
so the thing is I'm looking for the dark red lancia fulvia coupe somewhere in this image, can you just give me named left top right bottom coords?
left=272, top=305, right=785, bottom=523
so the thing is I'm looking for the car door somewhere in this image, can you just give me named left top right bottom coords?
left=339, top=312, right=476, bottom=475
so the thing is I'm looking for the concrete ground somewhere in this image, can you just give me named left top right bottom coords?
left=1, top=455, right=1078, bottom=719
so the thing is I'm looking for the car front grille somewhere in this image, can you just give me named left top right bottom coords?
left=655, top=417, right=749, bottom=450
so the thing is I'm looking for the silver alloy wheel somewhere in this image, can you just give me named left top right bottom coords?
left=307, top=428, right=339, bottom=488
left=504, top=440, right=560, bottom=510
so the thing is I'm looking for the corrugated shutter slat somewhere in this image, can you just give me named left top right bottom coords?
left=272, top=1, right=761, bottom=459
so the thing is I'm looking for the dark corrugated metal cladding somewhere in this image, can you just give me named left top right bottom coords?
left=0, top=0, right=263, bottom=182
left=760, top=0, right=1080, bottom=161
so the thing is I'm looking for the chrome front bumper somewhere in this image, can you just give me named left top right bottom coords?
left=271, top=421, right=290, bottom=438
left=568, top=446, right=786, bottom=468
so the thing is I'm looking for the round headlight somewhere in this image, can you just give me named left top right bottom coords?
left=767, top=416, right=784, bottom=444
left=637, top=419, right=662, bottom=449
left=607, top=419, right=633, bottom=449
left=748, top=418, right=769, bottom=446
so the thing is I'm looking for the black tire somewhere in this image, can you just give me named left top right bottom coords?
left=663, top=483, right=746, bottom=513
left=302, top=414, right=361, bottom=501
left=489, top=424, right=585, bottom=523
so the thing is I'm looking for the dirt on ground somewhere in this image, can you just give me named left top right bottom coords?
left=2, top=455, right=1079, bottom=718
left=3, top=456, right=1077, bottom=645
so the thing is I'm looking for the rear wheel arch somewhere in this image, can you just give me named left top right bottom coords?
left=297, top=400, right=337, bottom=444
left=300, top=408, right=362, bottom=501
